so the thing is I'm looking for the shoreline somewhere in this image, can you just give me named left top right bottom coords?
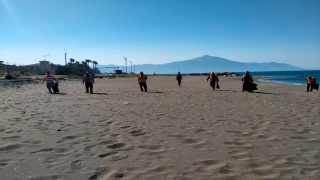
left=255, top=76, right=315, bottom=86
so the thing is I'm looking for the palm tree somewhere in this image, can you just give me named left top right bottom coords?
left=70, top=58, right=75, bottom=64
left=92, top=61, right=98, bottom=68
left=81, top=61, right=87, bottom=65
left=91, top=61, right=94, bottom=69
left=85, top=59, right=92, bottom=67
left=0, top=61, right=3, bottom=64
left=75, top=61, right=80, bottom=64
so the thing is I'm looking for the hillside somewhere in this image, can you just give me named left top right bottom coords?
left=97, top=55, right=303, bottom=74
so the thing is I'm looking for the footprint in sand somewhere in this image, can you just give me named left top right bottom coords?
left=0, top=159, right=16, bottom=168
left=2, top=135, right=21, bottom=140
left=84, top=145, right=98, bottom=152
left=98, top=150, right=129, bottom=162
left=23, top=140, right=43, bottom=145
left=228, top=149, right=250, bottom=160
left=129, top=130, right=146, bottom=136
left=98, top=150, right=118, bottom=158
left=0, top=144, right=24, bottom=151
left=110, top=153, right=129, bottom=161
left=138, top=145, right=166, bottom=155
left=224, top=139, right=253, bottom=148
left=71, top=160, right=86, bottom=171
left=30, top=147, right=73, bottom=155
left=107, top=143, right=125, bottom=149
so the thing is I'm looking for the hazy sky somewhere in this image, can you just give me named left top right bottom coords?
left=1, top=0, right=319, bottom=69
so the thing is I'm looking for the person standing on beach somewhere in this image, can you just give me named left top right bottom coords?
left=207, top=72, right=219, bottom=90
left=176, top=72, right=182, bottom=86
left=82, top=71, right=94, bottom=94
left=306, top=76, right=316, bottom=92
left=138, top=71, right=147, bottom=92
left=43, top=71, right=57, bottom=94
left=241, top=71, right=253, bottom=92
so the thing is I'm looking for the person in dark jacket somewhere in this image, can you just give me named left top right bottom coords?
left=306, top=76, right=316, bottom=92
left=241, top=71, right=254, bottom=92
left=176, top=72, right=182, bottom=86
left=82, top=71, right=94, bottom=93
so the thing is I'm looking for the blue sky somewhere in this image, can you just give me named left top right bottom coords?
left=1, top=0, right=319, bottom=69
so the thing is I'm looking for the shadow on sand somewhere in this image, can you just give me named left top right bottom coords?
left=52, top=92, right=67, bottom=95
left=147, top=91, right=163, bottom=93
left=254, top=91, right=279, bottom=95
left=91, top=92, right=108, bottom=95
left=217, top=89, right=238, bottom=92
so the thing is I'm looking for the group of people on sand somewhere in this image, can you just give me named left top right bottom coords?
left=42, top=70, right=94, bottom=94
left=41, top=70, right=318, bottom=94
left=137, top=71, right=255, bottom=92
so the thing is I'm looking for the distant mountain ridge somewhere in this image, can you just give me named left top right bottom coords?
left=97, top=55, right=303, bottom=74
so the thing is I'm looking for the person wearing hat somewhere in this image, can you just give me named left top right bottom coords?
left=138, top=71, right=147, bottom=92
left=82, top=71, right=94, bottom=93
left=241, top=71, right=253, bottom=92
left=43, top=71, right=57, bottom=93
left=207, top=72, right=219, bottom=90
left=176, top=71, right=182, bottom=86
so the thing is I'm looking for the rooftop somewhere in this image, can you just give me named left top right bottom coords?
left=24, top=63, right=40, bottom=67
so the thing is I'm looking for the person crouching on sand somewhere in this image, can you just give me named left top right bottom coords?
left=83, top=71, right=94, bottom=94
left=207, top=72, right=219, bottom=90
left=306, top=76, right=316, bottom=92
left=43, top=71, right=57, bottom=94
left=138, top=71, right=147, bottom=92
left=4, top=71, right=13, bottom=79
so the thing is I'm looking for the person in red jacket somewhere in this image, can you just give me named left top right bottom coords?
left=82, top=71, right=95, bottom=93
left=206, top=72, right=219, bottom=90
left=138, top=71, right=147, bottom=92
left=306, top=76, right=316, bottom=92
left=43, top=71, right=57, bottom=93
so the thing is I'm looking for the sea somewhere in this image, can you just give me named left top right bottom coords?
left=241, top=70, right=320, bottom=86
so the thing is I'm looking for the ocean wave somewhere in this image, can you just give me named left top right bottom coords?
left=258, top=78, right=305, bottom=86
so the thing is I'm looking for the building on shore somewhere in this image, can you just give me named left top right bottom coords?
left=24, top=60, right=58, bottom=74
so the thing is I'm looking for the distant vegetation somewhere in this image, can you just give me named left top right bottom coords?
left=0, top=65, right=34, bottom=77
left=55, top=63, right=91, bottom=76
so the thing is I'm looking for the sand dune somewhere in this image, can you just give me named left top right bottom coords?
left=0, top=76, right=319, bottom=180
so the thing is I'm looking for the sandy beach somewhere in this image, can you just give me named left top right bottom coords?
left=0, top=75, right=319, bottom=180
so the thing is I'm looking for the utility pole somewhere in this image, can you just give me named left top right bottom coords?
left=134, top=64, right=135, bottom=74
left=64, top=48, right=67, bottom=65
left=44, top=54, right=50, bottom=61
left=123, top=57, right=127, bottom=74
left=129, top=61, right=132, bottom=73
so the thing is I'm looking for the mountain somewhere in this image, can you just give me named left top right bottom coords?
left=97, top=55, right=304, bottom=74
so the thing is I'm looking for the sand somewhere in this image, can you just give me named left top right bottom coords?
left=0, top=76, right=319, bottom=180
